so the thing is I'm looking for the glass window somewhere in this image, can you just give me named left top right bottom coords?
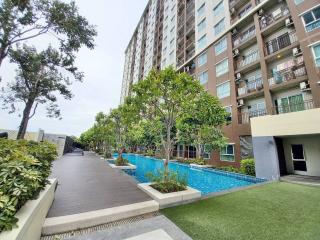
left=291, top=144, right=305, bottom=160
left=214, top=18, right=225, bottom=36
left=302, top=6, right=320, bottom=32
left=225, top=106, right=232, bottom=122
left=197, top=3, right=205, bottom=17
left=312, top=43, right=320, bottom=66
left=198, top=52, right=207, bottom=66
left=198, top=71, right=208, bottom=85
left=214, top=37, right=227, bottom=55
left=294, top=0, right=304, bottom=5
left=215, top=58, right=229, bottom=77
left=198, top=18, right=206, bottom=33
left=198, top=34, right=207, bottom=49
left=220, top=144, right=235, bottom=161
left=213, top=1, right=224, bottom=16
left=217, top=81, right=230, bottom=99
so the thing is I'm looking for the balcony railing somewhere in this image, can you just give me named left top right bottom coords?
left=265, top=31, right=297, bottom=55
left=268, top=62, right=307, bottom=87
left=236, top=49, right=260, bottom=70
left=237, top=77, right=263, bottom=96
left=259, top=6, right=290, bottom=29
left=272, top=99, right=314, bottom=115
left=238, top=109, right=267, bottom=124
left=305, top=19, right=320, bottom=32
left=233, top=25, right=256, bottom=47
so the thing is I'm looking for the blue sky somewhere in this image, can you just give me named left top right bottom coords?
left=0, top=0, right=148, bottom=136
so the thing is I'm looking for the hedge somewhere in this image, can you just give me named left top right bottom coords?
left=0, top=139, right=57, bottom=232
left=240, top=158, right=255, bottom=176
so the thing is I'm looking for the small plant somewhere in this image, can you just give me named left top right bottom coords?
left=146, top=170, right=187, bottom=193
left=215, top=166, right=240, bottom=173
left=177, top=158, right=207, bottom=165
left=146, top=149, right=154, bottom=156
left=240, top=159, right=255, bottom=176
left=115, top=156, right=129, bottom=166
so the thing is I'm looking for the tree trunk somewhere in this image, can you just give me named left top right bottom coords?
left=17, top=100, right=34, bottom=139
left=163, top=125, right=171, bottom=182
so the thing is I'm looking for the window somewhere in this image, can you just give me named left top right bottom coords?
left=214, top=37, right=227, bottom=55
left=198, top=52, right=207, bottom=66
left=248, top=102, right=266, bottom=117
left=220, top=144, right=235, bottom=161
left=213, top=1, right=224, bottom=16
left=198, top=34, right=207, bottom=49
left=225, top=106, right=232, bottom=122
left=291, top=144, right=305, bottom=160
left=302, top=6, right=320, bottom=32
left=217, top=81, right=230, bottom=99
left=277, top=94, right=304, bottom=114
left=197, top=3, right=205, bottom=17
left=198, top=71, right=208, bottom=85
left=214, top=18, right=225, bottom=36
left=312, top=43, right=320, bottom=66
left=198, top=18, right=206, bottom=33
left=215, top=58, right=229, bottom=77
left=294, top=0, right=304, bottom=5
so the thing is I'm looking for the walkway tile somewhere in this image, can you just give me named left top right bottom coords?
left=47, top=152, right=151, bottom=218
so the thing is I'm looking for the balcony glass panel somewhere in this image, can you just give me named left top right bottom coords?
left=233, top=25, right=255, bottom=47
left=236, top=49, right=259, bottom=69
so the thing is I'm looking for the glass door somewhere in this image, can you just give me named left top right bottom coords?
left=291, top=144, right=307, bottom=175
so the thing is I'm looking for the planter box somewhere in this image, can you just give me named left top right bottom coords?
left=137, top=183, right=201, bottom=208
left=0, top=179, right=57, bottom=240
left=108, top=163, right=136, bottom=170
left=190, top=164, right=211, bottom=168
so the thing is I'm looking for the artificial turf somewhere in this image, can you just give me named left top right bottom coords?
left=162, top=182, right=320, bottom=240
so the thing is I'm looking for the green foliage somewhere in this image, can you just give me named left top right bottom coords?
left=240, top=159, right=255, bottom=176
left=0, top=139, right=57, bottom=232
left=215, top=166, right=240, bottom=173
left=115, top=156, right=128, bottom=166
left=146, top=170, right=187, bottom=193
left=145, top=149, right=155, bottom=157
left=177, top=158, right=207, bottom=165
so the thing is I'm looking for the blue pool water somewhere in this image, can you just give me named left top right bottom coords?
left=113, top=153, right=265, bottom=195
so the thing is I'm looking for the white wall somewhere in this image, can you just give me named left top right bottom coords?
left=283, top=135, right=320, bottom=177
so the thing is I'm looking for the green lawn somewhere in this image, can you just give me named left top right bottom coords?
left=162, top=183, right=320, bottom=240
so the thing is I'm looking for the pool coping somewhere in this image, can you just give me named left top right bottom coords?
left=109, top=162, right=137, bottom=170
left=138, top=183, right=201, bottom=209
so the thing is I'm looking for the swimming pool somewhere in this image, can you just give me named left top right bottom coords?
left=113, top=153, right=265, bottom=195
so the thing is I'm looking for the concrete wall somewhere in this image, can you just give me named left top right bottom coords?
left=253, top=136, right=281, bottom=180
left=283, top=135, right=320, bottom=177
left=0, top=129, right=40, bottom=141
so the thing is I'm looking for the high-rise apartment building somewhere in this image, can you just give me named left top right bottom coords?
left=121, top=0, right=320, bottom=175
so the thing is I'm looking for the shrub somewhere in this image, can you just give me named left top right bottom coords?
left=115, top=156, right=128, bottom=166
left=146, top=170, right=187, bottom=193
left=146, top=149, right=154, bottom=156
left=240, top=159, right=255, bottom=176
left=215, top=166, right=240, bottom=173
left=177, top=158, right=207, bottom=165
left=0, top=139, right=57, bottom=233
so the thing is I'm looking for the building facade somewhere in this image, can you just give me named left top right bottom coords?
left=121, top=0, right=320, bottom=173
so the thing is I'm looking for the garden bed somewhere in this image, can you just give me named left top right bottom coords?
left=138, top=183, right=201, bottom=208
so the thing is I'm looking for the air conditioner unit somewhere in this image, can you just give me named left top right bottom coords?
left=285, top=18, right=294, bottom=27
left=231, top=28, right=238, bottom=35
left=238, top=99, right=244, bottom=107
left=185, top=66, right=190, bottom=72
left=233, top=49, right=240, bottom=58
left=235, top=72, right=242, bottom=81
left=258, top=9, right=264, bottom=16
left=300, top=81, right=310, bottom=91
left=293, top=47, right=302, bottom=57
left=230, top=8, right=236, bottom=15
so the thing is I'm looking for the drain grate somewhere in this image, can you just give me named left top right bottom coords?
left=41, top=211, right=161, bottom=240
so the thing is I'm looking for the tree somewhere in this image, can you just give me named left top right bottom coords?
left=1, top=45, right=82, bottom=139
left=177, top=91, right=228, bottom=159
left=131, top=67, right=202, bottom=180
left=0, top=0, right=96, bottom=68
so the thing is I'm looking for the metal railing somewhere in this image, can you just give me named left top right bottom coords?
left=233, top=25, right=256, bottom=47
left=237, top=77, right=263, bottom=96
left=265, top=31, right=297, bottom=55
left=268, top=65, right=307, bottom=86
left=236, top=49, right=260, bottom=70
left=272, top=99, right=314, bottom=115
left=259, top=6, right=290, bottom=29
left=238, top=109, right=267, bottom=124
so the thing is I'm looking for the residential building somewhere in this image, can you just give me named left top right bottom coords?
left=120, top=0, right=320, bottom=178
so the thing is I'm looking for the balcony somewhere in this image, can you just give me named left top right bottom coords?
left=268, top=56, right=307, bottom=87
left=237, top=77, right=263, bottom=96
left=238, top=109, right=267, bottom=124
left=259, top=6, right=290, bottom=30
left=231, top=3, right=252, bottom=25
left=264, top=31, right=297, bottom=55
left=272, top=99, right=314, bottom=115
left=233, top=25, right=256, bottom=48
left=236, top=49, right=260, bottom=70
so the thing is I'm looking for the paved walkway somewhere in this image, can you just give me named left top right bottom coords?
left=281, top=174, right=320, bottom=187
left=64, top=215, right=192, bottom=240
left=47, top=151, right=151, bottom=218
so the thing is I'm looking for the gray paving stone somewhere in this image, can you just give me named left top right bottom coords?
left=47, top=152, right=151, bottom=218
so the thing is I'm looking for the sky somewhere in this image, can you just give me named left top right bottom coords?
left=0, top=0, right=148, bottom=137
